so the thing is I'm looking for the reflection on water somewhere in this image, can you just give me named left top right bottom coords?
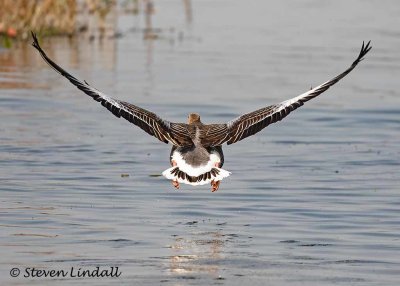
left=145, top=38, right=154, bottom=67
left=168, top=230, right=223, bottom=276
left=0, top=44, right=44, bottom=90
left=0, top=35, right=117, bottom=91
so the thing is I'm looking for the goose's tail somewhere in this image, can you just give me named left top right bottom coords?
left=162, top=167, right=231, bottom=186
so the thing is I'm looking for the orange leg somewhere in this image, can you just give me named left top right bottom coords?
left=172, top=180, right=180, bottom=189
left=211, top=180, right=221, bottom=192
left=211, top=162, right=221, bottom=191
left=171, top=160, right=179, bottom=189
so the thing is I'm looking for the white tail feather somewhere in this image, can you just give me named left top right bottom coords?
left=162, top=167, right=231, bottom=186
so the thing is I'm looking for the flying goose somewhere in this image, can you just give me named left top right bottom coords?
left=31, top=32, right=371, bottom=192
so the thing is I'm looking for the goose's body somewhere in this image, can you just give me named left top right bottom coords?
left=163, top=144, right=229, bottom=187
left=31, top=32, right=371, bottom=192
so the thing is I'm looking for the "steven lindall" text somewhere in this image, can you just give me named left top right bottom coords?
left=23, top=266, right=121, bottom=278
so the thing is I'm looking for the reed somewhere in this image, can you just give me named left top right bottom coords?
left=0, top=0, right=76, bottom=39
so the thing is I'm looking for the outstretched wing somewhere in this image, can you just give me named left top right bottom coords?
left=31, top=32, right=192, bottom=146
left=202, top=41, right=371, bottom=146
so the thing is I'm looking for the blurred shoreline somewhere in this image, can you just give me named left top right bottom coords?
left=0, top=0, right=123, bottom=47
left=0, top=0, right=193, bottom=48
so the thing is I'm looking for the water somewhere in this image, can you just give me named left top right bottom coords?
left=1, top=0, right=400, bottom=285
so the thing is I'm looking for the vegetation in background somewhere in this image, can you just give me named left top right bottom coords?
left=0, top=0, right=120, bottom=48
left=0, top=0, right=76, bottom=41
left=0, top=0, right=190, bottom=48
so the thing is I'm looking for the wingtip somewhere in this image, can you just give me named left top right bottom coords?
left=364, top=40, right=372, bottom=52
left=355, top=40, right=372, bottom=64
left=31, top=31, right=39, bottom=49
left=365, top=40, right=372, bottom=53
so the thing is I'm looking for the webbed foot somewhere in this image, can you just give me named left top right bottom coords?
left=172, top=180, right=180, bottom=189
left=211, top=180, right=220, bottom=192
